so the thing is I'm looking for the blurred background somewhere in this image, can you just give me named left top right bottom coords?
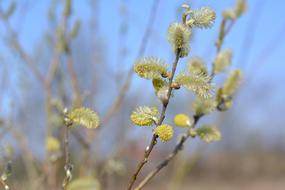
left=0, top=0, right=285, bottom=189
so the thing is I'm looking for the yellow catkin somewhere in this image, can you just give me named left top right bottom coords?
left=130, top=106, right=159, bottom=126
left=134, top=57, right=168, bottom=79
left=154, top=124, right=174, bottom=142
left=152, top=78, right=167, bottom=93
left=174, top=114, right=192, bottom=127
left=167, top=23, right=192, bottom=57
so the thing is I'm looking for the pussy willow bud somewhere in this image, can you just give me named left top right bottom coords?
left=167, top=23, right=192, bottom=58
left=154, top=124, right=174, bottom=142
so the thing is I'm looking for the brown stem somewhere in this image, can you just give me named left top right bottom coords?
left=127, top=50, right=180, bottom=190
left=64, top=124, right=70, bottom=166
left=134, top=15, right=240, bottom=188
left=63, top=122, right=72, bottom=188
left=66, top=55, right=81, bottom=107
left=134, top=115, right=201, bottom=190
left=134, top=135, right=188, bottom=190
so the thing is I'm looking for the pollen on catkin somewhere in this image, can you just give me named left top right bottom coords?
left=174, top=114, right=192, bottom=127
left=167, top=23, right=192, bottom=57
left=152, top=78, right=167, bottom=93
left=134, top=57, right=169, bottom=79
left=189, top=7, right=216, bottom=28
left=175, top=73, right=212, bottom=98
left=154, top=124, right=174, bottom=142
left=130, top=106, right=159, bottom=126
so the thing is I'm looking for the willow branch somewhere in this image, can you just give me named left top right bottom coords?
left=62, top=122, right=72, bottom=188
left=66, top=55, right=81, bottom=106
left=127, top=50, right=180, bottom=190
left=134, top=116, right=200, bottom=190
left=134, top=16, right=239, bottom=189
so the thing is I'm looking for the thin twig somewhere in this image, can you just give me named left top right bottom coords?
left=63, top=121, right=72, bottom=189
left=1, top=121, right=38, bottom=189
left=127, top=49, right=180, bottom=190
left=66, top=55, right=82, bottom=107
left=134, top=116, right=200, bottom=190
left=64, top=124, right=70, bottom=167
left=1, top=20, right=45, bottom=85
left=102, top=0, right=161, bottom=126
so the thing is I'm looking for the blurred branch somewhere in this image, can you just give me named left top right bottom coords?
left=101, top=0, right=161, bottom=126
left=66, top=55, right=81, bottom=107
left=1, top=121, right=38, bottom=190
left=0, top=67, right=6, bottom=111
left=237, top=1, right=264, bottom=69
left=1, top=20, right=46, bottom=85
left=246, top=21, right=285, bottom=84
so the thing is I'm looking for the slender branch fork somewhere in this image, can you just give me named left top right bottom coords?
left=134, top=117, right=200, bottom=190
left=127, top=49, right=181, bottom=190
left=133, top=18, right=237, bottom=190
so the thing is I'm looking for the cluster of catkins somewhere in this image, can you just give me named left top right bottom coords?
left=131, top=1, right=245, bottom=143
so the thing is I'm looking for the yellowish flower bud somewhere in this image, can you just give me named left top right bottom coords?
left=167, top=23, right=192, bottom=57
left=154, top=124, right=174, bottom=142
left=134, top=57, right=169, bottom=79
left=130, top=106, right=159, bottom=126
left=152, top=78, right=167, bottom=93
left=189, top=7, right=216, bottom=28
left=174, top=114, right=192, bottom=127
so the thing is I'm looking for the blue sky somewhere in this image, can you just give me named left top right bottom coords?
left=1, top=0, right=285, bottom=154
left=2, top=0, right=284, bottom=79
